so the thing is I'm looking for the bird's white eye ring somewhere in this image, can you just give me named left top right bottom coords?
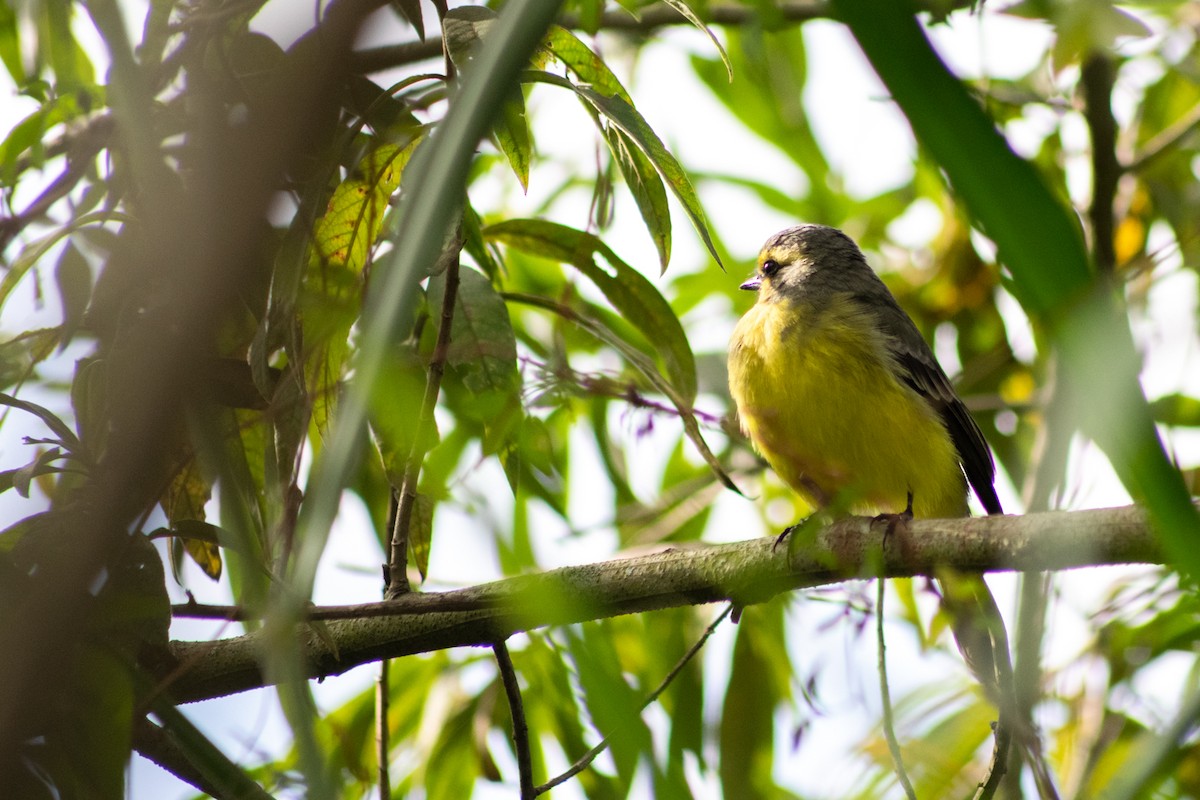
left=762, top=259, right=780, bottom=277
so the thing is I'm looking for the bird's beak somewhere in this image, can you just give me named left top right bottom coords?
left=739, top=274, right=761, bottom=291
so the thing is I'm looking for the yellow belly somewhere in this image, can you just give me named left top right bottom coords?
left=728, top=299, right=967, bottom=519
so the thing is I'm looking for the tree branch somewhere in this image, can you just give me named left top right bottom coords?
left=157, top=505, right=1164, bottom=704
left=349, top=0, right=978, bottom=74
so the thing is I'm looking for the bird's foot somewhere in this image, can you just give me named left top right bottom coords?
left=871, top=491, right=914, bottom=544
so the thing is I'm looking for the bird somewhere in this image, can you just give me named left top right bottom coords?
left=727, top=223, right=1010, bottom=698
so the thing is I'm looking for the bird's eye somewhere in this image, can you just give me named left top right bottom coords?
left=761, top=259, right=780, bottom=278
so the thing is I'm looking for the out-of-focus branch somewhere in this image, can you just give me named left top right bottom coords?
left=160, top=504, right=1165, bottom=704
left=1082, top=54, right=1118, bottom=273
left=350, top=0, right=976, bottom=73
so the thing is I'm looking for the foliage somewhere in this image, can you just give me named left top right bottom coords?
left=0, top=0, right=1198, bottom=798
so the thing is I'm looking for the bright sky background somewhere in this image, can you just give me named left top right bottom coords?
left=2, top=2, right=1199, bottom=798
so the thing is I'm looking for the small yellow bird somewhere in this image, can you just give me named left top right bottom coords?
left=728, top=224, right=1009, bottom=694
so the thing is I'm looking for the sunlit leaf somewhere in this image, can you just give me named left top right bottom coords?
left=311, top=141, right=415, bottom=274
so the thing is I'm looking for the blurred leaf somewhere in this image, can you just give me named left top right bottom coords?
left=1151, top=394, right=1200, bottom=428
left=1005, top=0, right=1152, bottom=70
left=41, top=0, right=95, bottom=93
left=0, top=4, right=22, bottom=86
left=0, top=328, right=59, bottom=392
left=426, top=696, right=482, bottom=800
left=720, top=601, right=788, bottom=800
left=409, top=491, right=434, bottom=580
left=566, top=622, right=653, bottom=786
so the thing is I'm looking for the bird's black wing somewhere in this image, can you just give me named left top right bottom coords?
left=894, top=347, right=1002, bottom=515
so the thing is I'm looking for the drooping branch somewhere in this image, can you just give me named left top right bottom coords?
left=155, top=505, right=1164, bottom=705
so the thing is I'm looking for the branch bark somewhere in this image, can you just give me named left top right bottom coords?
left=157, top=504, right=1163, bottom=704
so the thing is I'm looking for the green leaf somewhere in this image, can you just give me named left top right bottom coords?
left=602, top=124, right=672, bottom=270
left=521, top=69, right=721, bottom=270
left=426, top=697, right=482, bottom=800
left=426, top=265, right=520, bottom=400
left=390, top=0, right=425, bottom=38
left=70, top=356, right=106, bottom=463
left=485, top=219, right=695, bottom=401
left=541, top=25, right=632, bottom=102
left=149, top=701, right=273, bottom=800
left=575, top=83, right=721, bottom=271
left=720, top=601, right=789, bottom=800
left=409, top=491, right=434, bottom=580
left=42, top=0, right=94, bottom=93
left=311, top=141, right=415, bottom=274
left=0, top=3, right=23, bottom=86
left=565, top=623, right=653, bottom=785
left=493, top=87, right=532, bottom=191
left=441, top=5, right=498, bottom=68
left=443, top=8, right=532, bottom=190
left=1151, top=393, right=1200, bottom=428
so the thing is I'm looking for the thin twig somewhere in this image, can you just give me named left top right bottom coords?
left=376, top=658, right=391, bottom=799
left=534, top=604, right=733, bottom=796
left=377, top=493, right=398, bottom=800
left=876, top=578, right=918, bottom=800
left=494, top=641, right=535, bottom=800
left=973, top=717, right=1013, bottom=800
left=386, top=252, right=462, bottom=599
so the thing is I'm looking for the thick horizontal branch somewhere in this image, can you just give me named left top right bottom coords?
left=158, top=505, right=1161, bottom=704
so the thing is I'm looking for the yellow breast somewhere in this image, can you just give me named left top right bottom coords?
left=728, top=296, right=967, bottom=518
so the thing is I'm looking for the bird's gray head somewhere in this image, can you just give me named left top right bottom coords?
left=740, top=224, right=876, bottom=304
